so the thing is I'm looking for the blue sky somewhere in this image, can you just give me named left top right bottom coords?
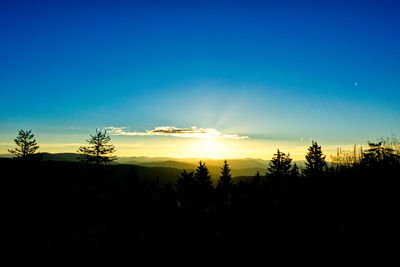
left=1, top=0, right=399, bottom=159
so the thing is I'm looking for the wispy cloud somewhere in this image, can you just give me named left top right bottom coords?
left=104, top=126, right=249, bottom=140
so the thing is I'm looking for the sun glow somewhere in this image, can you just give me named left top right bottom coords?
left=190, top=137, right=225, bottom=158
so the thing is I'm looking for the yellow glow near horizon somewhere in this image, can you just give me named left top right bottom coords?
left=190, top=137, right=224, bottom=158
left=0, top=139, right=359, bottom=161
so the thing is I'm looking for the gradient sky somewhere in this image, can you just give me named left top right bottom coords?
left=1, top=0, right=399, bottom=160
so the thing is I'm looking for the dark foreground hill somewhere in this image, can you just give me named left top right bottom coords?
left=0, top=158, right=181, bottom=186
left=0, top=157, right=398, bottom=265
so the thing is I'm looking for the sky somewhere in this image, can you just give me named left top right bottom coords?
left=1, top=0, right=399, bottom=160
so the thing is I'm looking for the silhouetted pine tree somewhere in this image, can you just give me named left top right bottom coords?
left=290, top=163, right=300, bottom=178
left=176, top=169, right=195, bottom=209
left=267, top=149, right=292, bottom=176
left=8, top=129, right=40, bottom=160
left=216, top=160, right=233, bottom=207
left=304, top=141, right=326, bottom=176
left=176, top=170, right=195, bottom=191
left=362, top=141, right=399, bottom=166
left=195, top=161, right=213, bottom=189
left=194, top=161, right=214, bottom=210
left=77, top=129, right=116, bottom=165
left=217, top=160, right=233, bottom=190
left=266, top=149, right=293, bottom=194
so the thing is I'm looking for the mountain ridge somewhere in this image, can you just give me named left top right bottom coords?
left=0, top=153, right=307, bottom=177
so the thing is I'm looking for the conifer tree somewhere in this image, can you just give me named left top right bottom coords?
left=77, top=129, right=116, bottom=165
left=176, top=169, right=195, bottom=190
left=195, top=161, right=213, bottom=189
left=176, top=169, right=195, bottom=209
left=267, top=149, right=292, bottom=176
left=304, top=141, right=326, bottom=176
left=362, top=141, right=399, bottom=166
left=290, top=163, right=300, bottom=178
left=217, top=160, right=233, bottom=190
left=194, top=161, right=214, bottom=209
left=8, top=129, right=40, bottom=159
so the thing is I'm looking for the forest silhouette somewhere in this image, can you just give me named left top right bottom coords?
left=1, top=129, right=399, bottom=264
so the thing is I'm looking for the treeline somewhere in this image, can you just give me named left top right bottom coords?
left=1, top=129, right=400, bottom=264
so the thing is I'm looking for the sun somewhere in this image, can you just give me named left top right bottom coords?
left=191, top=137, right=224, bottom=158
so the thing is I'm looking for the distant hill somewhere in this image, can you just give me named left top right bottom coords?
left=117, top=156, right=267, bottom=168
left=114, top=164, right=183, bottom=186
left=0, top=153, right=307, bottom=179
left=0, top=153, right=80, bottom=161
left=40, top=152, right=80, bottom=162
left=133, top=160, right=196, bottom=169
left=118, top=157, right=269, bottom=178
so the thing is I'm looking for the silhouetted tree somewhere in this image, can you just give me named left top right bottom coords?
left=77, top=129, right=116, bottom=165
left=362, top=141, right=399, bottom=166
left=217, top=160, right=233, bottom=190
left=176, top=169, right=195, bottom=188
left=304, top=141, right=326, bottom=176
left=290, top=163, right=300, bottom=178
left=8, top=129, right=40, bottom=159
left=216, top=160, right=233, bottom=207
left=194, top=161, right=214, bottom=210
left=267, top=149, right=292, bottom=176
left=176, top=169, right=195, bottom=209
left=195, top=161, right=213, bottom=189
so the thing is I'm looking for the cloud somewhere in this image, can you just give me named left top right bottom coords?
left=104, top=126, right=249, bottom=140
